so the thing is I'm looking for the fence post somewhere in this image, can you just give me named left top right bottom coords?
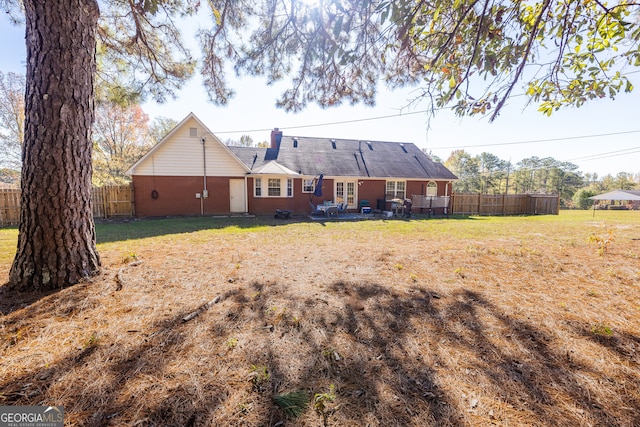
left=106, top=186, right=112, bottom=218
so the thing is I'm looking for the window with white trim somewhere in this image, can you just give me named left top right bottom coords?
left=268, top=178, right=281, bottom=196
left=386, top=180, right=406, bottom=200
left=302, top=178, right=314, bottom=193
left=426, top=181, right=438, bottom=197
left=254, top=177, right=294, bottom=198
left=254, top=178, right=262, bottom=197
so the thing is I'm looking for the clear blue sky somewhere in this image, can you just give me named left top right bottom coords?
left=2, top=13, right=639, bottom=178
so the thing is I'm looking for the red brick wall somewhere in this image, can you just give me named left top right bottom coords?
left=132, top=176, right=232, bottom=217
left=357, top=180, right=386, bottom=211
left=132, top=176, right=454, bottom=217
left=246, top=177, right=328, bottom=215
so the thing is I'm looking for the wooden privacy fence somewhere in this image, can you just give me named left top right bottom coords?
left=451, top=193, right=560, bottom=216
left=91, top=185, right=135, bottom=218
left=0, top=189, right=21, bottom=226
left=0, top=184, right=134, bottom=226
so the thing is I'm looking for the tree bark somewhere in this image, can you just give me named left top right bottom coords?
left=9, top=0, right=101, bottom=291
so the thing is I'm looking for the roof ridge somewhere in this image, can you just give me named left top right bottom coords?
left=280, top=135, right=419, bottom=146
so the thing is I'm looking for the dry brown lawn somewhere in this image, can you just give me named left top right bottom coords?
left=1, top=211, right=639, bottom=427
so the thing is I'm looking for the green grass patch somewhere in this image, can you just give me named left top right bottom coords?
left=0, top=227, right=17, bottom=264
left=94, top=216, right=268, bottom=244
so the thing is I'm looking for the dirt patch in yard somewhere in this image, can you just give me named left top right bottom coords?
left=1, top=213, right=639, bottom=426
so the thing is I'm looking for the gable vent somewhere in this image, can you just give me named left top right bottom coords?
left=189, top=127, right=198, bottom=137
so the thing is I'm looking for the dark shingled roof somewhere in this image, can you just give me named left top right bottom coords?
left=229, top=136, right=457, bottom=180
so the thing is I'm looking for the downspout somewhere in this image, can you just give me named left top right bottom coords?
left=245, top=152, right=259, bottom=215
left=445, top=181, right=451, bottom=215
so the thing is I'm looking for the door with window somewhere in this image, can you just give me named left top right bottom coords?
left=335, top=180, right=357, bottom=208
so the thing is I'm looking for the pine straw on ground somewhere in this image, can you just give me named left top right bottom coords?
left=1, top=213, right=639, bottom=426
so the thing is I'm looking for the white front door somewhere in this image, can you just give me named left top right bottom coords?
left=229, top=179, right=246, bottom=213
left=335, top=180, right=357, bottom=208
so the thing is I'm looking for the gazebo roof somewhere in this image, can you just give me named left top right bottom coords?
left=589, top=190, right=640, bottom=201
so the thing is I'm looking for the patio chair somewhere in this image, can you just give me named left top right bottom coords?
left=359, top=199, right=371, bottom=214
left=337, top=202, right=348, bottom=215
left=309, top=201, right=323, bottom=216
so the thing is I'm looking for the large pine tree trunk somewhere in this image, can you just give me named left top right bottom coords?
left=9, top=0, right=101, bottom=291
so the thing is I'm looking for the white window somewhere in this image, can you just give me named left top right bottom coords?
left=255, top=178, right=262, bottom=197
left=386, top=180, right=406, bottom=200
left=254, top=177, right=293, bottom=198
left=302, top=178, right=314, bottom=193
left=268, top=178, right=280, bottom=196
left=426, top=181, right=438, bottom=197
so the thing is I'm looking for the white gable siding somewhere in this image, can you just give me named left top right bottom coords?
left=131, top=117, right=247, bottom=177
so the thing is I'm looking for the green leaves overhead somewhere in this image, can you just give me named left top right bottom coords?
left=96, top=0, right=197, bottom=104
left=521, top=0, right=638, bottom=117
left=203, top=0, right=639, bottom=119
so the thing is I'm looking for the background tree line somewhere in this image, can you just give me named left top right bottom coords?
left=440, top=149, right=639, bottom=208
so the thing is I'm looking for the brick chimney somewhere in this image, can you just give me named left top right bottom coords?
left=271, top=128, right=283, bottom=149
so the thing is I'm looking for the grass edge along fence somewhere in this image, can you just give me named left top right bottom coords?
left=451, top=193, right=560, bottom=216
left=0, top=184, right=134, bottom=226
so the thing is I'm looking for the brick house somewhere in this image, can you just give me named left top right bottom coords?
left=127, top=113, right=457, bottom=217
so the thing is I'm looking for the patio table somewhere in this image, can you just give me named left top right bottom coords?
left=316, top=203, right=340, bottom=216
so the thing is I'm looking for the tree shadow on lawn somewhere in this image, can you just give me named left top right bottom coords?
left=94, top=214, right=481, bottom=245
left=0, top=267, right=127, bottom=316
left=0, top=284, right=64, bottom=316
left=445, top=290, right=640, bottom=426
left=0, top=285, right=239, bottom=426
left=1, top=280, right=639, bottom=426
left=94, top=215, right=316, bottom=244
